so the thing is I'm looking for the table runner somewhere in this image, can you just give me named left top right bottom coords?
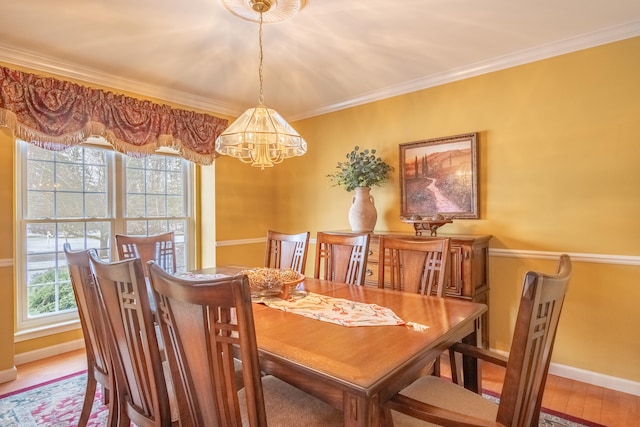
left=259, top=292, right=406, bottom=327
left=176, top=272, right=412, bottom=328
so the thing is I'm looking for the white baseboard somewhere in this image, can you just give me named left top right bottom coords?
left=549, top=362, right=640, bottom=397
left=0, top=366, right=17, bottom=384
left=13, top=339, right=85, bottom=366
left=490, top=348, right=640, bottom=397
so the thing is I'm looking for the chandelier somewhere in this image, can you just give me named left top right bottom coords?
left=215, top=0, right=307, bottom=170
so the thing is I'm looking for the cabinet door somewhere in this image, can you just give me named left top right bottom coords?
left=444, top=245, right=463, bottom=296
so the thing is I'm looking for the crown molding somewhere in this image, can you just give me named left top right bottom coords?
left=288, top=20, right=640, bottom=121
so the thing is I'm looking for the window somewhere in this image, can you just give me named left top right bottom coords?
left=15, top=140, right=193, bottom=333
left=123, top=155, right=188, bottom=272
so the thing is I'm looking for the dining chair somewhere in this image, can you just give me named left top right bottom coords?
left=89, top=253, right=176, bottom=427
left=264, top=229, right=310, bottom=274
left=147, top=261, right=343, bottom=426
left=314, top=231, right=371, bottom=286
left=378, top=236, right=451, bottom=376
left=63, top=244, right=117, bottom=427
left=378, top=236, right=451, bottom=297
left=115, top=231, right=176, bottom=277
left=383, top=254, right=573, bottom=427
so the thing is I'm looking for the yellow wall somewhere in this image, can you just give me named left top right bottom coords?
left=2, top=37, right=639, bottom=386
left=256, top=37, right=639, bottom=381
left=0, top=127, right=15, bottom=373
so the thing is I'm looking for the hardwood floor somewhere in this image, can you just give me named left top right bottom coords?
left=1, top=348, right=638, bottom=426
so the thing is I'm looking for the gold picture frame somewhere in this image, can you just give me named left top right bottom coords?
left=399, top=133, right=478, bottom=219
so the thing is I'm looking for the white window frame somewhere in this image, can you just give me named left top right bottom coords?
left=15, top=139, right=195, bottom=339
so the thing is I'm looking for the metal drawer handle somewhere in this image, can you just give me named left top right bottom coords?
left=365, top=269, right=373, bottom=276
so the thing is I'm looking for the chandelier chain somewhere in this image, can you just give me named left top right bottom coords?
left=215, top=0, right=307, bottom=169
left=258, top=11, right=265, bottom=105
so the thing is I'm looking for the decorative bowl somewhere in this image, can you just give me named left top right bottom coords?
left=241, top=267, right=305, bottom=299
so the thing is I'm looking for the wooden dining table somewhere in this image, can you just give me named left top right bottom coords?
left=203, top=267, right=487, bottom=427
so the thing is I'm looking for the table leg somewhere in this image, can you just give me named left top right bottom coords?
left=462, top=317, right=483, bottom=393
left=344, top=392, right=381, bottom=427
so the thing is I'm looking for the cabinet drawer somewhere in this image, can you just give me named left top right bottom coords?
left=364, top=262, right=379, bottom=287
left=367, top=239, right=379, bottom=261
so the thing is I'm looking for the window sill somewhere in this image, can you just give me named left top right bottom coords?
left=14, top=319, right=82, bottom=343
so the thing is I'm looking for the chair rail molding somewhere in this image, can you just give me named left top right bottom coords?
left=489, top=248, right=640, bottom=266
left=0, top=258, right=13, bottom=268
left=215, top=238, right=639, bottom=266
left=215, top=237, right=266, bottom=247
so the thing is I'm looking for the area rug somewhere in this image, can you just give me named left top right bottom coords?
left=0, top=371, right=108, bottom=426
left=0, top=372, right=606, bottom=426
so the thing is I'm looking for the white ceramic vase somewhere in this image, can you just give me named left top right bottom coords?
left=348, top=187, right=377, bottom=232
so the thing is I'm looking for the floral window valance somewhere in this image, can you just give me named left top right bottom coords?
left=0, top=65, right=227, bottom=165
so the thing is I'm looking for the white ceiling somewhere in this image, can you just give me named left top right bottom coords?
left=1, top=0, right=640, bottom=120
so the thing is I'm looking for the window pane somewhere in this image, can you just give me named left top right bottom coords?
left=167, top=195, right=184, bottom=216
left=167, top=171, right=183, bottom=195
left=147, top=157, right=165, bottom=171
left=56, top=192, right=84, bottom=217
left=85, top=165, right=107, bottom=192
left=126, top=168, right=145, bottom=193
left=55, top=147, right=83, bottom=163
left=126, top=220, right=148, bottom=235
left=166, top=157, right=182, bottom=171
left=27, top=159, right=55, bottom=191
left=126, top=194, right=145, bottom=217
left=148, top=220, right=168, bottom=235
left=86, top=193, right=108, bottom=218
left=27, top=144, right=54, bottom=160
left=26, top=223, right=56, bottom=254
left=84, top=150, right=107, bottom=166
left=25, top=252, right=70, bottom=316
left=146, top=170, right=166, bottom=193
left=87, top=222, right=111, bottom=251
left=56, top=163, right=84, bottom=191
left=146, top=195, right=166, bottom=217
left=27, top=191, right=54, bottom=219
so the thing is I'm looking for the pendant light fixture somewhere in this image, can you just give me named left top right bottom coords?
left=216, top=0, right=307, bottom=170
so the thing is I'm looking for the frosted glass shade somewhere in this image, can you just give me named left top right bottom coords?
left=215, top=104, right=307, bottom=169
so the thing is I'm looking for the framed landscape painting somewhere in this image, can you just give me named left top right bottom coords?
left=399, top=133, right=478, bottom=219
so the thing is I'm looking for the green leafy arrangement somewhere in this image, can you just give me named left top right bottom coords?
left=327, top=146, right=393, bottom=192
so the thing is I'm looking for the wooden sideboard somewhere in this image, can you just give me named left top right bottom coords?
left=328, top=231, right=492, bottom=347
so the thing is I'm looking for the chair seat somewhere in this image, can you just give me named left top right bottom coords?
left=239, top=375, right=343, bottom=426
left=390, top=376, right=498, bottom=427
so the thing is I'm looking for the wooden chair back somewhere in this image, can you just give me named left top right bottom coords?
left=314, top=232, right=371, bottom=286
left=497, top=254, right=572, bottom=426
left=264, top=230, right=310, bottom=274
left=384, top=255, right=573, bottom=427
left=148, top=262, right=267, bottom=427
left=63, top=244, right=116, bottom=427
left=89, top=253, right=172, bottom=427
left=378, top=236, right=450, bottom=297
left=115, top=232, right=176, bottom=277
